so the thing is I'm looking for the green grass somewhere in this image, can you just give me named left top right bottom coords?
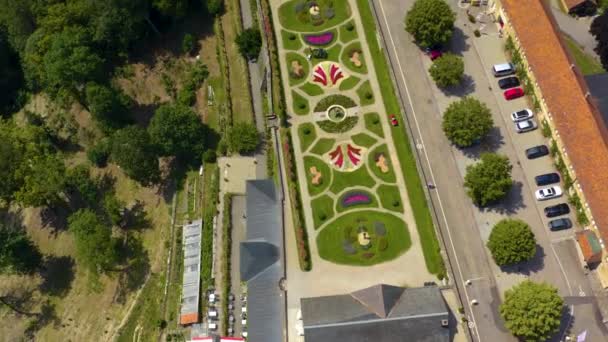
left=339, top=20, right=358, bottom=43
left=336, top=189, right=379, bottom=213
left=341, top=42, right=368, bottom=74
left=310, top=137, right=336, bottom=155
left=292, top=90, right=310, bottom=115
left=311, top=194, right=335, bottom=229
left=116, top=274, right=163, bottom=341
left=377, top=184, right=403, bottom=213
left=298, top=122, right=317, bottom=152
left=357, top=0, right=444, bottom=277
left=368, top=144, right=396, bottom=183
left=300, top=82, right=325, bottom=96
left=351, top=132, right=377, bottom=148
left=312, top=43, right=343, bottom=63
left=339, top=76, right=360, bottom=91
left=282, top=29, right=302, bottom=50
left=364, top=112, right=384, bottom=138
left=356, top=80, right=375, bottom=106
left=278, top=0, right=352, bottom=32
left=287, top=52, right=310, bottom=86
left=330, top=165, right=376, bottom=194
left=316, top=210, right=411, bottom=265
left=562, top=35, right=605, bottom=75
left=304, top=156, right=332, bottom=196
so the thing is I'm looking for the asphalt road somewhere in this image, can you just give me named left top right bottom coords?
left=370, top=0, right=608, bottom=341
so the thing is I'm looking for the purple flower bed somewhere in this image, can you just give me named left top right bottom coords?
left=305, top=32, right=334, bottom=46
left=341, top=191, right=372, bottom=207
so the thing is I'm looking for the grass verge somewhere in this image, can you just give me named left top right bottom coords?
left=310, top=137, right=336, bottom=156
left=297, top=122, right=317, bottom=152
left=311, top=194, right=335, bottom=229
left=562, top=35, right=605, bottom=75
left=356, top=80, right=375, bottom=106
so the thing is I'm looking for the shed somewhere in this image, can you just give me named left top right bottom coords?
left=576, top=230, right=602, bottom=265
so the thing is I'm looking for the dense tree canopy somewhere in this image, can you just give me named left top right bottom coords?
left=85, top=82, right=132, bottom=132
left=487, top=219, right=536, bottom=266
left=148, top=103, right=207, bottom=161
left=0, top=223, right=42, bottom=275
left=66, top=165, right=99, bottom=207
left=111, top=126, right=160, bottom=185
left=442, top=97, right=493, bottom=147
left=0, top=32, right=25, bottom=115
left=236, top=28, right=262, bottom=61
left=206, top=0, right=224, bottom=16
left=15, top=152, right=67, bottom=208
left=464, top=153, right=512, bottom=206
left=429, top=53, right=464, bottom=87
left=500, top=281, right=563, bottom=341
left=228, top=122, right=259, bottom=154
left=68, top=209, right=118, bottom=277
left=405, top=0, right=455, bottom=48
left=591, top=10, right=608, bottom=70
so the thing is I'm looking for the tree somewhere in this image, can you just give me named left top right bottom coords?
left=206, top=0, right=224, bottom=16
left=0, top=31, right=25, bottom=115
left=111, top=126, right=160, bottom=185
left=487, top=219, right=536, bottom=266
left=0, top=223, right=42, bottom=274
left=235, top=28, right=262, bottom=61
left=148, top=103, right=207, bottom=161
left=68, top=209, right=118, bottom=278
left=85, top=82, right=132, bottom=132
left=464, top=153, right=512, bottom=206
left=87, top=138, right=111, bottom=167
left=591, top=11, right=608, bottom=70
left=500, top=281, right=563, bottom=341
left=65, top=165, right=98, bottom=206
left=182, top=33, right=195, bottom=54
left=0, top=123, right=24, bottom=204
left=429, top=53, right=464, bottom=87
left=228, top=122, right=259, bottom=154
left=15, top=153, right=67, bottom=207
left=103, top=193, right=125, bottom=226
left=442, top=97, right=493, bottom=147
left=153, top=0, right=189, bottom=18
left=404, top=0, right=455, bottom=48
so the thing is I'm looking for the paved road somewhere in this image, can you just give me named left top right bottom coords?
left=548, top=0, right=599, bottom=60
left=371, top=0, right=608, bottom=341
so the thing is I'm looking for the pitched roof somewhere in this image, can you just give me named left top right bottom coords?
left=350, top=284, right=405, bottom=318
left=502, top=0, right=608, bottom=244
left=240, top=240, right=280, bottom=281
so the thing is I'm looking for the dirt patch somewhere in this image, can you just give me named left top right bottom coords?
left=375, top=154, right=389, bottom=173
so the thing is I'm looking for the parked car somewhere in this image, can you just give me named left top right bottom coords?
left=511, top=108, right=533, bottom=122
left=525, top=145, right=549, bottom=159
left=535, top=186, right=563, bottom=200
left=544, top=203, right=570, bottom=218
left=549, top=218, right=573, bottom=231
left=535, top=172, right=560, bottom=186
left=429, top=49, right=443, bottom=60
left=515, top=119, right=537, bottom=133
left=242, top=330, right=248, bottom=338
left=492, top=62, right=516, bottom=77
left=498, top=76, right=520, bottom=89
left=504, top=87, right=524, bottom=100
left=390, top=114, right=398, bottom=126
left=209, top=322, right=218, bottom=330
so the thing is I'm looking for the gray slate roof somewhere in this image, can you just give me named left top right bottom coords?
left=240, top=180, right=285, bottom=342
left=585, top=73, right=608, bottom=130
left=301, top=285, right=449, bottom=342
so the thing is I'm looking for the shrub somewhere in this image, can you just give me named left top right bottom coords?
left=182, top=33, right=195, bottom=54
left=474, top=29, right=481, bottom=37
left=203, top=150, right=217, bottom=163
left=378, top=238, right=388, bottom=251
left=317, top=117, right=359, bottom=133
left=468, top=13, right=476, bottom=23
left=87, top=138, right=110, bottom=167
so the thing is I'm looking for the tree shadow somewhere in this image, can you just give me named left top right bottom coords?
left=483, top=181, right=526, bottom=214
left=548, top=305, right=574, bottom=342
left=460, top=126, right=505, bottom=159
left=131, top=102, right=159, bottom=127
left=448, top=27, right=471, bottom=55
left=113, top=236, right=150, bottom=304
left=121, top=200, right=152, bottom=231
left=39, top=256, right=75, bottom=298
left=439, top=74, right=476, bottom=97
left=500, top=244, right=546, bottom=274
left=24, top=301, right=61, bottom=339
left=40, top=205, right=70, bottom=234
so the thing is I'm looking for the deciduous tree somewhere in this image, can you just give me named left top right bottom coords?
left=464, top=153, right=512, bottom=206
left=442, top=97, right=493, bottom=147
left=228, top=122, right=259, bottom=154
left=85, top=82, right=132, bottom=132
left=429, top=53, right=464, bottom=87
left=235, top=28, right=262, bottom=61
left=591, top=10, right=608, bottom=70
left=405, top=0, right=455, bottom=48
left=15, top=153, right=67, bottom=207
left=487, top=219, right=536, bottom=266
left=111, top=126, right=160, bottom=185
left=0, top=223, right=42, bottom=274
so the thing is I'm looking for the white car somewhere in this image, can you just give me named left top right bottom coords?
left=515, top=119, right=537, bottom=133
left=535, top=186, right=563, bottom=201
left=242, top=318, right=247, bottom=325
left=511, top=109, right=533, bottom=122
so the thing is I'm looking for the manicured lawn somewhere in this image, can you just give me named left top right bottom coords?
left=368, top=144, right=396, bottom=183
left=339, top=76, right=360, bottom=91
left=335, top=188, right=379, bottom=213
left=341, top=42, right=367, bottom=74
left=562, top=35, right=605, bottom=76
left=357, top=0, right=444, bottom=277
left=292, top=90, right=310, bottom=115
left=351, top=132, right=377, bottom=148
left=339, top=20, right=358, bottom=44
left=278, top=0, right=352, bottom=33
left=364, top=112, right=384, bottom=138
left=330, top=165, right=376, bottom=194
left=287, top=52, right=310, bottom=86
left=298, top=122, right=317, bottom=152
left=310, top=137, right=336, bottom=155
left=377, top=184, right=403, bottom=213
left=300, top=82, right=325, bottom=96
left=356, top=80, right=375, bottom=106
left=282, top=30, right=302, bottom=50
left=312, top=43, right=342, bottom=63
left=311, top=194, right=335, bottom=229
left=304, top=156, right=332, bottom=196
left=317, top=210, right=411, bottom=265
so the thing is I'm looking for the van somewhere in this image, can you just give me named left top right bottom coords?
left=492, top=63, right=515, bottom=77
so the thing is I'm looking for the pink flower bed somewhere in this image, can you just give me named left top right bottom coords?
left=305, top=32, right=334, bottom=46
left=341, top=192, right=372, bottom=207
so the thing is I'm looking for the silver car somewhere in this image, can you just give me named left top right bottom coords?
left=511, top=109, right=533, bottom=122
left=515, top=119, right=537, bottom=133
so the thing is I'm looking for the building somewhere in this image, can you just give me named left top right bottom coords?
left=489, top=0, right=608, bottom=283
left=300, top=284, right=450, bottom=342
left=560, top=0, right=597, bottom=15
left=577, top=230, right=603, bottom=265
left=180, top=219, right=203, bottom=325
left=239, top=180, right=286, bottom=342
left=584, top=73, right=608, bottom=124
left=188, top=337, right=245, bottom=342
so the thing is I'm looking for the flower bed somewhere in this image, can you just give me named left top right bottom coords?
left=341, top=191, right=372, bottom=207
left=305, top=32, right=334, bottom=46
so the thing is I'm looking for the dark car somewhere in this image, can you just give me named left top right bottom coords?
left=544, top=203, right=570, bottom=218
left=498, top=76, right=520, bottom=89
left=525, top=145, right=549, bottom=159
left=549, top=218, right=572, bottom=231
left=535, top=172, right=560, bottom=186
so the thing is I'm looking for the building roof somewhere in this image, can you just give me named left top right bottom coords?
left=180, top=219, right=203, bottom=325
left=240, top=180, right=285, bottom=342
left=502, top=0, right=608, bottom=245
left=577, top=230, right=602, bottom=262
left=301, top=285, right=449, bottom=342
left=585, top=73, right=608, bottom=125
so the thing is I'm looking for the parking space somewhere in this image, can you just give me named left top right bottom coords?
left=229, top=195, right=248, bottom=338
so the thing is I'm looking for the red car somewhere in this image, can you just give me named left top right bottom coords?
left=429, top=50, right=443, bottom=61
left=390, top=114, right=399, bottom=126
left=504, top=87, right=524, bottom=100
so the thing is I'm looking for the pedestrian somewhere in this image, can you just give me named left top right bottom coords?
left=427, top=183, right=435, bottom=189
